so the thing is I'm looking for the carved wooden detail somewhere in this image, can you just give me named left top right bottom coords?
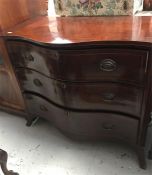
left=0, top=149, right=19, bottom=175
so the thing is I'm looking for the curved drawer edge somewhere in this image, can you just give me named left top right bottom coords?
left=24, top=92, right=139, bottom=144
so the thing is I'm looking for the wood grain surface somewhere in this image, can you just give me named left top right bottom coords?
left=4, top=16, right=152, bottom=44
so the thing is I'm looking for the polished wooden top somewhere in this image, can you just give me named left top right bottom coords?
left=4, top=16, right=152, bottom=44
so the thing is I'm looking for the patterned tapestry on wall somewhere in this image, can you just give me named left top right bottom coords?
left=53, top=0, right=135, bottom=16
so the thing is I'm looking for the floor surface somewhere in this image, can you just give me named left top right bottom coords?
left=0, top=111, right=151, bottom=175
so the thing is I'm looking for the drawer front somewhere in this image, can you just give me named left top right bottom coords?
left=57, top=49, right=148, bottom=84
left=7, top=41, right=148, bottom=84
left=63, top=82, right=142, bottom=117
left=17, top=69, right=142, bottom=117
left=68, top=112, right=138, bottom=144
left=24, top=93, right=138, bottom=144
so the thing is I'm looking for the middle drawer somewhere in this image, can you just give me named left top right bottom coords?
left=16, top=69, right=143, bottom=117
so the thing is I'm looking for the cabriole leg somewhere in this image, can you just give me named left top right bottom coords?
left=26, top=116, right=39, bottom=127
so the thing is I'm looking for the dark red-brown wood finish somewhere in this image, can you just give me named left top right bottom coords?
left=0, top=38, right=25, bottom=111
left=0, top=0, right=48, bottom=113
left=14, top=68, right=143, bottom=117
left=6, top=41, right=149, bottom=84
left=2, top=16, right=152, bottom=170
left=3, top=16, right=152, bottom=43
left=144, top=0, right=152, bottom=10
left=24, top=93, right=139, bottom=143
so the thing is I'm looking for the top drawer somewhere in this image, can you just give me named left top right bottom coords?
left=7, top=41, right=148, bottom=84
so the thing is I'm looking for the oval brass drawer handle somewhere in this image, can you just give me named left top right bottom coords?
left=102, top=93, right=115, bottom=101
left=102, top=123, right=115, bottom=130
left=24, top=53, right=34, bottom=62
left=100, top=59, right=117, bottom=72
left=33, top=79, right=43, bottom=87
left=56, top=82, right=66, bottom=89
left=40, top=105, right=48, bottom=112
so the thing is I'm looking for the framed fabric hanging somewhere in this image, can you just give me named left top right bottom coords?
left=53, top=0, right=136, bottom=16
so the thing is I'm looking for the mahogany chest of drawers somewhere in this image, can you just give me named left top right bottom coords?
left=2, top=16, right=152, bottom=169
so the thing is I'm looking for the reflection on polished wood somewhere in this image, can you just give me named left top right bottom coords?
left=0, top=68, right=23, bottom=109
left=15, top=68, right=143, bottom=116
left=4, top=16, right=152, bottom=44
left=7, top=41, right=148, bottom=83
left=0, top=0, right=47, bottom=31
left=0, top=39, right=25, bottom=110
left=0, top=0, right=48, bottom=111
left=144, top=0, right=152, bottom=10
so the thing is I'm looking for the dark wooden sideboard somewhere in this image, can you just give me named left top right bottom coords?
left=0, top=16, right=152, bottom=170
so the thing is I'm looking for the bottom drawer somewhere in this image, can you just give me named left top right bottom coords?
left=24, top=93, right=138, bottom=144
left=68, top=112, right=138, bottom=143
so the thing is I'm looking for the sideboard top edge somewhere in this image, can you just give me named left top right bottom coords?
left=1, top=16, right=152, bottom=45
